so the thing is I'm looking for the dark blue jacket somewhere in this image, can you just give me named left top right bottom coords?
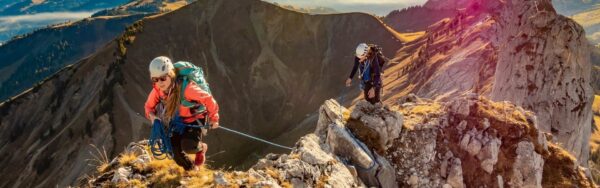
left=348, top=56, right=382, bottom=88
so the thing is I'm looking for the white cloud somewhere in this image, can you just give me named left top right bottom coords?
left=0, top=11, right=95, bottom=24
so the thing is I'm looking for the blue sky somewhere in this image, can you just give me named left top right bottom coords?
left=265, top=0, right=428, bottom=16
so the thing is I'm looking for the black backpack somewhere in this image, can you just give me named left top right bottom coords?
left=368, top=44, right=387, bottom=68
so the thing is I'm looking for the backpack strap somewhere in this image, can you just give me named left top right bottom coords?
left=179, top=77, right=208, bottom=115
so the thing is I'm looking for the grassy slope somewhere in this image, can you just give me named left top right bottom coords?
left=571, top=5, right=600, bottom=44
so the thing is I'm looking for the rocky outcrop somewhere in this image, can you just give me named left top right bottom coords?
left=86, top=99, right=399, bottom=187
left=317, top=100, right=398, bottom=188
left=84, top=95, right=593, bottom=187
left=382, top=0, right=594, bottom=169
left=347, top=101, right=403, bottom=154
left=490, top=0, right=593, bottom=165
left=386, top=94, right=592, bottom=187
left=509, top=141, right=544, bottom=187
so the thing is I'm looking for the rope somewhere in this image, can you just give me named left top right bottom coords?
left=218, top=126, right=293, bottom=150
left=149, top=120, right=174, bottom=159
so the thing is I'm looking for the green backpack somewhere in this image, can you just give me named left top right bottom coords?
left=173, top=61, right=212, bottom=114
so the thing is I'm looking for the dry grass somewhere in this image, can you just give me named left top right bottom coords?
left=289, top=153, right=301, bottom=160
left=590, top=95, right=600, bottom=151
left=476, top=97, right=530, bottom=128
left=543, top=143, right=593, bottom=188
left=162, top=1, right=188, bottom=12
left=342, top=109, right=351, bottom=121
left=185, top=166, right=216, bottom=187
left=86, top=144, right=111, bottom=174
left=115, top=179, right=148, bottom=188
left=146, top=159, right=185, bottom=187
left=265, top=167, right=281, bottom=181
left=408, top=102, right=443, bottom=115
left=397, top=102, right=444, bottom=130
left=316, top=174, right=330, bottom=188
left=397, top=31, right=426, bottom=42
left=572, top=7, right=600, bottom=27
left=118, top=152, right=138, bottom=167
left=589, top=95, right=600, bottom=184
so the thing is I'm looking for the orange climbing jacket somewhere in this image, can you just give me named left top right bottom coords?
left=144, top=81, right=219, bottom=124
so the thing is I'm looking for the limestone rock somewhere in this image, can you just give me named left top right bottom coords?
left=111, top=167, right=131, bottom=183
left=214, top=172, right=229, bottom=186
left=347, top=101, right=403, bottom=153
left=447, top=158, right=465, bottom=188
left=477, top=137, right=502, bottom=174
left=509, top=142, right=544, bottom=188
left=490, top=0, right=593, bottom=165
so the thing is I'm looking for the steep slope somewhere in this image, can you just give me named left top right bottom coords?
left=383, top=6, right=457, bottom=33
left=572, top=6, right=600, bottom=45
left=0, top=0, right=403, bottom=186
left=590, top=95, right=600, bottom=183
left=0, top=14, right=145, bottom=102
left=376, top=0, right=594, bottom=168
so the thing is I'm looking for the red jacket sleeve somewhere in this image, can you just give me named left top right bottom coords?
left=145, top=88, right=161, bottom=120
left=184, top=82, right=220, bottom=123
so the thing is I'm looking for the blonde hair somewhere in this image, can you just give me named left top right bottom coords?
left=164, top=69, right=180, bottom=123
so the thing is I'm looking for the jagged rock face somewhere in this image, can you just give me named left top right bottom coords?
left=251, top=134, right=361, bottom=187
left=317, top=100, right=398, bottom=187
left=380, top=0, right=594, bottom=169
left=489, top=0, right=593, bottom=165
left=384, top=11, right=499, bottom=101
left=385, top=94, right=592, bottom=187
left=0, top=0, right=402, bottom=186
left=347, top=101, right=403, bottom=154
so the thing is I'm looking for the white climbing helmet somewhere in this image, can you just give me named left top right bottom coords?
left=355, top=43, right=369, bottom=58
left=149, top=56, right=174, bottom=77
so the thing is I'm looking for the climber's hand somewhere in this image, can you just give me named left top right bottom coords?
left=368, top=88, right=375, bottom=98
left=345, top=78, right=352, bottom=87
left=210, top=122, right=219, bottom=129
left=149, top=113, right=161, bottom=125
